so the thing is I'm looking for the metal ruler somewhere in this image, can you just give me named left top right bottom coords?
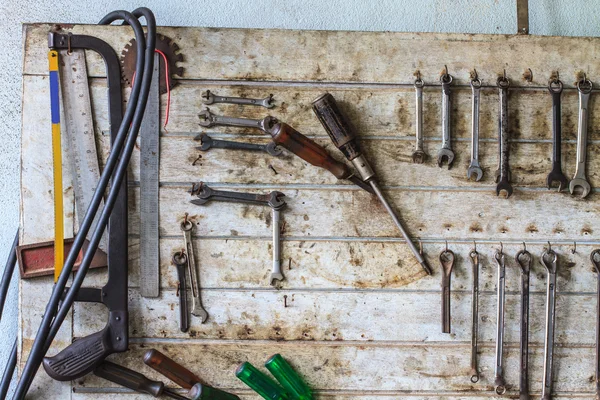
left=139, top=53, right=161, bottom=297
left=59, top=49, right=107, bottom=253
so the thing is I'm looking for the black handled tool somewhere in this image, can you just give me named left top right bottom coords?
left=312, top=93, right=432, bottom=275
left=94, top=361, right=188, bottom=400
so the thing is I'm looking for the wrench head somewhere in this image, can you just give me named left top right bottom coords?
left=263, top=94, right=275, bottom=109
left=495, top=179, right=513, bottom=198
left=267, top=191, right=286, bottom=209
left=411, top=150, right=426, bottom=164
left=198, top=134, right=213, bottom=151
left=270, top=272, right=284, bottom=286
left=198, top=109, right=215, bottom=127
left=266, top=142, right=283, bottom=156
left=466, top=164, right=483, bottom=182
left=546, top=170, right=569, bottom=192
left=191, top=307, right=209, bottom=323
left=436, top=149, right=454, bottom=169
left=201, top=90, right=215, bottom=105
left=569, top=178, right=591, bottom=198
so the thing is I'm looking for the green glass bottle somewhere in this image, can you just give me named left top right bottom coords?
left=265, top=354, right=312, bottom=400
left=235, top=362, right=290, bottom=400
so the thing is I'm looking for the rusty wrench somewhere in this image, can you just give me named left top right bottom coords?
left=494, top=248, right=507, bottom=395
left=546, top=79, right=569, bottom=191
left=440, top=248, right=455, bottom=333
left=496, top=75, right=513, bottom=198
left=516, top=246, right=532, bottom=400
left=412, top=77, right=426, bottom=163
left=591, top=249, right=600, bottom=400
left=202, top=90, right=275, bottom=108
left=541, top=248, right=558, bottom=400
left=437, top=72, right=454, bottom=168
left=468, top=77, right=483, bottom=181
left=172, top=251, right=190, bottom=333
left=181, top=220, right=209, bottom=323
left=570, top=78, right=593, bottom=198
left=469, top=248, right=480, bottom=383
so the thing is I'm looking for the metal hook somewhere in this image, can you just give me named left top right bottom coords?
left=445, top=240, right=448, bottom=253
left=547, top=241, right=552, bottom=252
left=499, top=242, right=504, bottom=254
left=416, top=70, right=421, bottom=81
left=283, top=294, right=288, bottom=308
left=418, top=238, right=423, bottom=255
left=473, top=240, right=477, bottom=253
left=526, top=68, right=533, bottom=82
left=472, top=68, right=478, bottom=81
left=523, top=241, right=527, bottom=252
left=503, top=69, right=506, bottom=80
left=445, top=65, right=449, bottom=76
left=184, top=212, right=189, bottom=225
left=571, top=241, right=577, bottom=254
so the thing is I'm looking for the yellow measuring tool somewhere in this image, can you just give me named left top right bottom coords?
left=48, top=50, right=64, bottom=282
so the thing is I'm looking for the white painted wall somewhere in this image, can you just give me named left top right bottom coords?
left=1, top=0, right=599, bottom=395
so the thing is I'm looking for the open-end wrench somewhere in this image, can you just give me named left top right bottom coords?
left=181, top=220, right=209, bottom=323
left=468, top=77, right=484, bottom=181
left=190, top=184, right=286, bottom=286
left=570, top=78, right=593, bottom=198
left=437, top=73, right=455, bottom=168
left=469, top=248, right=480, bottom=383
left=546, top=79, right=569, bottom=192
left=195, top=133, right=283, bottom=156
left=494, top=248, right=507, bottom=395
left=516, top=246, right=532, bottom=400
left=172, top=252, right=190, bottom=333
left=440, top=249, right=455, bottom=333
left=590, top=249, right=600, bottom=400
left=199, top=109, right=265, bottom=129
left=412, top=77, right=426, bottom=163
left=496, top=75, right=513, bottom=198
left=202, top=90, right=275, bottom=108
left=541, top=248, right=558, bottom=400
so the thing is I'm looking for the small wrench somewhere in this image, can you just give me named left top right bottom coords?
left=199, top=108, right=269, bottom=129
left=181, top=220, right=209, bottom=323
left=412, top=77, right=427, bottom=163
left=516, top=246, right=532, bottom=400
left=541, top=248, right=558, bottom=400
left=496, top=75, right=513, bottom=198
left=494, top=248, right=507, bottom=395
left=467, top=77, right=484, bottom=181
left=172, top=251, right=190, bottom=333
left=569, top=78, right=593, bottom=198
left=469, top=248, right=480, bottom=383
left=546, top=79, right=569, bottom=191
left=591, top=249, right=600, bottom=400
left=440, top=248, right=455, bottom=333
left=202, top=90, right=275, bottom=108
left=437, top=73, right=455, bottom=168
left=195, top=133, right=283, bottom=156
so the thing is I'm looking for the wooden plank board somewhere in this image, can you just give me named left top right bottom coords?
left=19, top=23, right=600, bottom=399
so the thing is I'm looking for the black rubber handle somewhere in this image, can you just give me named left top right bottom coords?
left=312, top=92, right=362, bottom=161
left=94, top=361, right=163, bottom=396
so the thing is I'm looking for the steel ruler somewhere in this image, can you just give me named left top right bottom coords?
left=58, top=49, right=107, bottom=253
left=139, top=53, right=161, bottom=298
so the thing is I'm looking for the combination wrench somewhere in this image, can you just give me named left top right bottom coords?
left=172, top=251, right=190, bottom=333
left=437, top=71, right=455, bottom=168
left=546, top=79, right=569, bottom=191
left=494, top=248, right=507, bottom=395
left=516, top=246, right=532, bottom=400
left=469, top=248, right=480, bottom=383
left=181, top=220, right=209, bottom=323
left=496, top=75, right=513, bottom=198
left=591, top=249, right=600, bottom=400
left=541, top=248, right=558, bottom=400
left=195, top=133, right=283, bottom=156
left=467, top=76, right=483, bottom=181
left=412, top=77, right=426, bottom=163
left=190, top=184, right=287, bottom=285
left=440, top=248, right=455, bottom=333
left=202, top=90, right=275, bottom=108
left=569, top=78, right=593, bottom=198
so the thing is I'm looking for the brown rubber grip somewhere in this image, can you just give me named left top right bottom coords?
left=143, top=349, right=200, bottom=389
left=270, top=122, right=351, bottom=180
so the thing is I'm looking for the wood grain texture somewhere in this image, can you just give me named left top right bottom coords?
left=20, top=23, right=600, bottom=399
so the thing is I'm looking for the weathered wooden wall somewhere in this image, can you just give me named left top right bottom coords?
left=20, top=24, right=600, bottom=398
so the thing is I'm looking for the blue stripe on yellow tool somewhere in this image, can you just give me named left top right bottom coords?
left=48, top=49, right=64, bottom=282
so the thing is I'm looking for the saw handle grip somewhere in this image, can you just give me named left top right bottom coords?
left=312, top=92, right=362, bottom=161
left=269, top=122, right=351, bottom=180
left=143, top=349, right=200, bottom=389
left=94, top=361, right=164, bottom=396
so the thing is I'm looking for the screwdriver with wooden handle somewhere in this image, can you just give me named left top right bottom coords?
left=143, top=349, right=240, bottom=399
left=312, top=92, right=432, bottom=275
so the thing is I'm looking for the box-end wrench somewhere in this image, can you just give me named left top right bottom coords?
left=440, top=249, right=455, bottom=333
left=496, top=75, right=513, bottom=198
left=437, top=73, right=455, bottom=169
left=541, top=248, right=558, bottom=400
left=516, top=246, right=532, bottom=400
left=172, top=252, right=189, bottom=333
left=494, top=248, right=507, bottom=395
left=195, top=133, right=283, bottom=156
left=198, top=109, right=374, bottom=194
left=570, top=78, right=593, bottom=198
left=468, top=77, right=483, bottom=181
left=590, top=249, right=600, bottom=400
left=469, top=248, right=480, bottom=383
left=546, top=79, right=569, bottom=192
left=412, top=77, right=427, bottom=164
left=190, top=184, right=286, bottom=286
left=202, top=90, right=275, bottom=109
left=181, top=220, right=209, bottom=323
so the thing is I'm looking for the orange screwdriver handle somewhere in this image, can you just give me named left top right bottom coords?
left=143, top=349, right=200, bottom=389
